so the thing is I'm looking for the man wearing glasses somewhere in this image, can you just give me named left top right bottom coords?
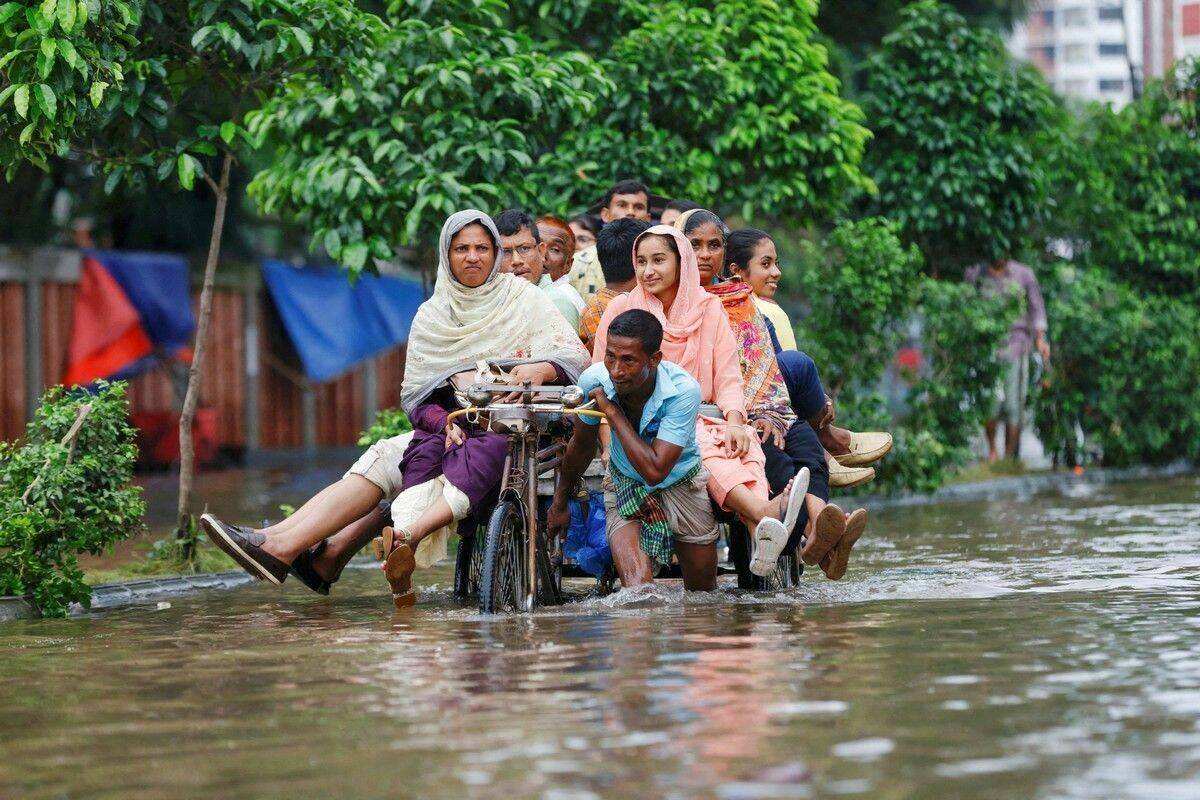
left=494, top=208, right=581, bottom=329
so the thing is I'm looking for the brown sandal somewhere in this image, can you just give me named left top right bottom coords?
left=381, top=526, right=417, bottom=610
left=801, top=503, right=845, bottom=566
left=820, top=508, right=867, bottom=580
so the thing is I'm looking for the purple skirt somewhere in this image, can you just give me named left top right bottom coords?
left=399, top=428, right=508, bottom=510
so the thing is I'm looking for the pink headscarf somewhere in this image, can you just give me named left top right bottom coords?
left=624, top=224, right=720, bottom=377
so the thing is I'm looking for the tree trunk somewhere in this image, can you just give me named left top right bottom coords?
left=176, top=153, right=233, bottom=549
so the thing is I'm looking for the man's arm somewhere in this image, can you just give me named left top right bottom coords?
left=547, top=419, right=600, bottom=537
left=591, top=389, right=683, bottom=486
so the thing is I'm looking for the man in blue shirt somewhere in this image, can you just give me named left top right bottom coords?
left=548, top=309, right=719, bottom=591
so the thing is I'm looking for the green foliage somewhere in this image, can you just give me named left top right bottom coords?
left=2, top=0, right=385, bottom=192
left=1033, top=265, right=1200, bottom=468
left=0, top=0, right=140, bottom=174
left=861, top=0, right=1056, bottom=275
left=358, top=407, right=412, bottom=447
left=0, top=382, right=145, bottom=617
left=818, top=0, right=1031, bottom=63
left=248, top=0, right=872, bottom=276
left=792, top=217, right=922, bottom=396
left=892, top=278, right=1016, bottom=489
left=1042, top=61, right=1200, bottom=299
left=784, top=219, right=1012, bottom=494
left=1029, top=60, right=1200, bottom=467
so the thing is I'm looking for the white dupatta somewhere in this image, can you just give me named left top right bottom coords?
left=400, top=210, right=589, bottom=414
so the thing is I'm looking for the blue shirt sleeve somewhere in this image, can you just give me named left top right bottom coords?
left=655, top=376, right=700, bottom=448
left=575, top=364, right=608, bottom=426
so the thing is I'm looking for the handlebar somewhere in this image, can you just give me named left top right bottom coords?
left=446, top=405, right=606, bottom=424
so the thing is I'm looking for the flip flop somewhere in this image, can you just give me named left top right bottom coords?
left=750, top=517, right=790, bottom=577
left=381, top=527, right=417, bottom=610
left=821, top=508, right=867, bottom=580
left=801, top=503, right=846, bottom=567
left=780, top=467, right=810, bottom=536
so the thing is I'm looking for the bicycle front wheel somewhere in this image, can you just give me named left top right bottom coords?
left=479, top=500, right=527, bottom=613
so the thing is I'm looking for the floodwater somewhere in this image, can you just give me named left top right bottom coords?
left=4, top=477, right=1200, bottom=800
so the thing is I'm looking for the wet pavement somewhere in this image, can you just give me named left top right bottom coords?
left=4, top=476, right=1199, bottom=799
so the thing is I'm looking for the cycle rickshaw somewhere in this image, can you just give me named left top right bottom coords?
left=443, top=377, right=804, bottom=614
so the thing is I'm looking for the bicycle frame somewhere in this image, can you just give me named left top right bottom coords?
left=448, top=383, right=604, bottom=612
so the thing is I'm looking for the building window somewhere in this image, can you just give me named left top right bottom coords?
left=1099, top=78, right=1126, bottom=92
left=1062, top=7, right=1089, bottom=27
left=1062, top=78, right=1089, bottom=95
left=1097, top=6, right=1124, bottom=22
left=1098, top=42, right=1127, bottom=57
left=1040, top=9, right=1055, bottom=26
left=1184, top=4, right=1200, bottom=38
left=1064, top=43, right=1089, bottom=63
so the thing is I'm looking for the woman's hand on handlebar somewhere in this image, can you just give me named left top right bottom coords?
left=499, top=363, right=557, bottom=402
left=445, top=421, right=466, bottom=450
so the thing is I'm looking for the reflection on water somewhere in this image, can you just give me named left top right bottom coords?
left=3, top=478, right=1200, bottom=800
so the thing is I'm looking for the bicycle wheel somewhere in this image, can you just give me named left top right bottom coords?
left=729, top=523, right=802, bottom=591
left=479, top=500, right=527, bottom=613
left=453, top=524, right=484, bottom=599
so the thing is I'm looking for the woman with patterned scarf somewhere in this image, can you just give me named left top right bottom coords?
left=675, top=209, right=869, bottom=581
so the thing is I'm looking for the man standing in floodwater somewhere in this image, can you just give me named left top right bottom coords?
left=548, top=309, right=720, bottom=590
left=966, top=255, right=1051, bottom=462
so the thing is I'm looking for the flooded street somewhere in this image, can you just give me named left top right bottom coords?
left=3, top=477, right=1199, bottom=800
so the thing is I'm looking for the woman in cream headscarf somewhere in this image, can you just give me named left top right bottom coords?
left=592, top=225, right=808, bottom=576
left=380, top=210, right=588, bottom=607
left=201, top=211, right=588, bottom=608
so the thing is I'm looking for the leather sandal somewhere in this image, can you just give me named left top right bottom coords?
left=801, top=503, right=846, bottom=566
left=820, top=508, right=867, bottom=580
left=381, top=526, right=417, bottom=610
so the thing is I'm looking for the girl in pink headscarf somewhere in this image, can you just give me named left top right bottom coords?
left=592, top=225, right=807, bottom=572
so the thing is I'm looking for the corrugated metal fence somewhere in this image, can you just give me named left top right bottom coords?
left=0, top=247, right=407, bottom=452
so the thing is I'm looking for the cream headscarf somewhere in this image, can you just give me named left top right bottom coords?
left=401, top=210, right=589, bottom=414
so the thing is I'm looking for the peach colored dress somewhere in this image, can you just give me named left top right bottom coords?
left=592, top=225, right=769, bottom=508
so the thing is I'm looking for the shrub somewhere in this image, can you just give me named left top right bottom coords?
left=1033, top=265, right=1200, bottom=467
left=785, top=219, right=1013, bottom=493
left=793, top=217, right=923, bottom=396
left=0, top=382, right=145, bottom=617
left=358, top=407, right=413, bottom=447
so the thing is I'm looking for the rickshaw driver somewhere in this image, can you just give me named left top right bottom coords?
left=548, top=309, right=719, bottom=591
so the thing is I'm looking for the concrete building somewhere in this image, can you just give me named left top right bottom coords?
left=1009, top=1, right=1143, bottom=106
left=1141, top=1, right=1200, bottom=79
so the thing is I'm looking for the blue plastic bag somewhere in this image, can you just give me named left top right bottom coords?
left=563, top=490, right=611, bottom=577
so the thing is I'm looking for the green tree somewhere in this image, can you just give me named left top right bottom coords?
left=860, top=0, right=1056, bottom=276
left=1032, top=60, right=1200, bottom=466
left=248, top=0, right=872, bottom=276
left=793, top=217, right=922, bottom=397
left=818, top=0, right=1031, bottom=63
left=1, top=0, right=384, bottom=547
left=1043, top=61, right=1200, bottom=299
left=785, top=218, right=1013, bottom=494
left=0, top=382, right=145, bottom=617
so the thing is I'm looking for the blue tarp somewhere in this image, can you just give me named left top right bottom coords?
left=262, top=260, right=426, bottom=382
left=89, top=250, right=195, bottom=354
